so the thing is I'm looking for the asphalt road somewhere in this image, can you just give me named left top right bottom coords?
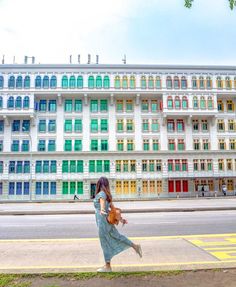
left=1, top=211, right=236, bottom=240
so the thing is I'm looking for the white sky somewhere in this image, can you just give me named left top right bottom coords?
left=0, top=0, right=236, bottom=65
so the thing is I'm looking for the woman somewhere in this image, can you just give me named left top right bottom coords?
left=94, top=176, right=142, bottom=272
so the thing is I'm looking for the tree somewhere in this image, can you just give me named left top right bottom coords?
left=185, top=0, right=236, bottom=10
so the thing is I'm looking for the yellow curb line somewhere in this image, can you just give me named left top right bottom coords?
left=1, top=260, right=236, bottom=270
left=0, top=233, right=236, bottom=243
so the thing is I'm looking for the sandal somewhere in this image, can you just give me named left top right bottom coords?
left=135, top=244, right=142, bottom=258
left=97, top=266, right=112, bottom=272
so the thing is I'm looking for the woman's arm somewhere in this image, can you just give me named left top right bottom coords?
left=99, top=198, right=107, bottom=215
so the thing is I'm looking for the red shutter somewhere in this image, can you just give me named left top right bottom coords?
left=160, top=101, right=163, bottom=111
left=183, top=180, right=188, bottom=192
left=176, top=180, right=181, bottom=192
left=168, top=180, right=174, bottom=192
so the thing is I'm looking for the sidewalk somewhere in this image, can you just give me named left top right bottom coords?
left=1, top=233, right=236, bottom=273
left=1, top=197, right=236, bottom=215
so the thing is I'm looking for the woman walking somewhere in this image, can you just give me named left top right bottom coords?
left=94, top=176, right=142, bottom=272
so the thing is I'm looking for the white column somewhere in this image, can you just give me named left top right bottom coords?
left=210, top=116, right=218, bottom=150
left=3, top=116, right=11, bottom=152
left=134, top=94, right=142, bottom=151
left=82, top=94, right=90, bottom=151
left=186, top=116, right=193, bottom=151
left=56, top=93, right=64, bottom=151
left=160, top=116, right=167, bottom=151
left=108, top=94, right=116, bottom=151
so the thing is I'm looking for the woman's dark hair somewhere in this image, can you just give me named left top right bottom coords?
left=95, top=177, right=112, bottom=203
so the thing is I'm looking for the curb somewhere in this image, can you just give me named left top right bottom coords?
left=1, top=206, right=236, bottom=216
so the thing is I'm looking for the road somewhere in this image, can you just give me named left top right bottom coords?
left=1, top=210, right=236, bottom=239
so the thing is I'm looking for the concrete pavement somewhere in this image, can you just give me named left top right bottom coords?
left=1, top=233, right=236, bottom=273
left=0, top=197, right=236, bottom=215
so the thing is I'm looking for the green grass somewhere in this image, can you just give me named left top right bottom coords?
left=0, top=270, right=184, bottom=286
left=0, top=275, right=31, bottom=287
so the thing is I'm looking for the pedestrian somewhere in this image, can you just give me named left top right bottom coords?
left=201, top=185, right=205, bottom=197
left=222, top=184, right=227, bottom=196
left=94, top=176, right=142, bottom=272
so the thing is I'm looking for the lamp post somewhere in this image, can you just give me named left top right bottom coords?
left=22, top=126, right=32, bottom=202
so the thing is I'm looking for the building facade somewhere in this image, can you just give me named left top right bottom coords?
left=0, top=64, right=236, bottom=201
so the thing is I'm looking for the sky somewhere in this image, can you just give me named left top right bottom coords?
left=0, top=0, right=236, bottom=65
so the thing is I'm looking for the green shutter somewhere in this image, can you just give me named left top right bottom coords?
left=70, top=182, right=76, bottom=194
left=77, top=182, right=83, bottom=194
left=62, top=161, right=69, bottom=173
left=97, top=160, right=103, bottom=172
left=89, top=160, right=95, bottom=172
left=104, top=160, right=110, bottom=172
left=70, top=160, right=76, bottom=173
left=62, top=182, right=69, bottom=194
left=101, top=119, right=108, bottom=132
left=100, top=99, right=108, bottom=112
left=74, top=140, right=82, bottom=151
left=77, top=160, right=83, bottom=173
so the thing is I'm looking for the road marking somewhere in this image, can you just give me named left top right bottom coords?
left=210, top=251, right=236, bottom=260
left=189, top=235, right=236, bottom=261
left=205, top=247, right=236, bottom=250
left=1, top=233, right=236, bottom=243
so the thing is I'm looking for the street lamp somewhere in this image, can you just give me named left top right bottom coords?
left=22, top=126, right=32, bottom=202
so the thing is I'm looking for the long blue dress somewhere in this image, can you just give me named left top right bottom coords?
left=94, top=190, right=133, bottom=262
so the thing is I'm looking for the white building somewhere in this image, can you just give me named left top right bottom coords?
left=0, top=64, right=236, bottom=201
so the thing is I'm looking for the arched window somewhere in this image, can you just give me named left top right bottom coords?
left=182, top=96, right=188, bottom=109
left=0, top=96, right=3, bottom=108
left=96, top=75, right=102, bottom=89
left=166, top=76, right=172, bottom=89
left=200, top=96, right=206, bottom=109
left=148, top=76, right=154, bottom=89
left=156, top=76, right=161, bottom=89
left=181, top=76, right=187, bottom=89
left=16, top=76, right=23, bottom=89
left=69, top=76, right=76, bottom=89
left=62, top=75, right=68, bottom=89
left=15, top=96, right=22, bottom=109
left=103, top=76, right=110, bottom=89
left=43, top=76, right=49, bottom=88
left=141, top=76, right=146, bottom=89
left=7, top=96, right=14, bottom=108
left=167, top=96, right=173, bottom=109
left=130, top=76, right=136, bottom=89
left=174, top=76, right=180, bottom=89
left=35, top=76, right=41, bottom=88
left=206, top=76, right=212, bottom=89
left=114, top=76, right=121, bottom=89
left=207, top=96, right=213, bottom=109
left=50, top=76, right=57, bottom=88
left=77, top=76, right=83, bottom=88
left=122, top=76, right=128, bottom=89
left=193, top=96, right=198, bottom=109
left=88, top=75, right=94, bottom=89
left=217, top=77, right=223, bottom=89
left=24, top=76, right=30, bottom=89
left=0, top=75, right=4, bottom=89
left=23, top=96, right=30, bottom=109
left=175, top=96, right=181, bottom=109
left=192, top=77, right=197, bottom=89
left=225, top=77, right=231, bottom=89
left=199, top=76, right=205, bottom=89
left=8, top=75, right=15, bottom=88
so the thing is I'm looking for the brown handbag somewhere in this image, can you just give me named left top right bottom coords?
left=107, top=204, right=122, bottom=225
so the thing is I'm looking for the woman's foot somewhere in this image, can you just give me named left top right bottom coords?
left=134, top=244, right=142, bottom=258
left=97, top=265, right=112, bottom=272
